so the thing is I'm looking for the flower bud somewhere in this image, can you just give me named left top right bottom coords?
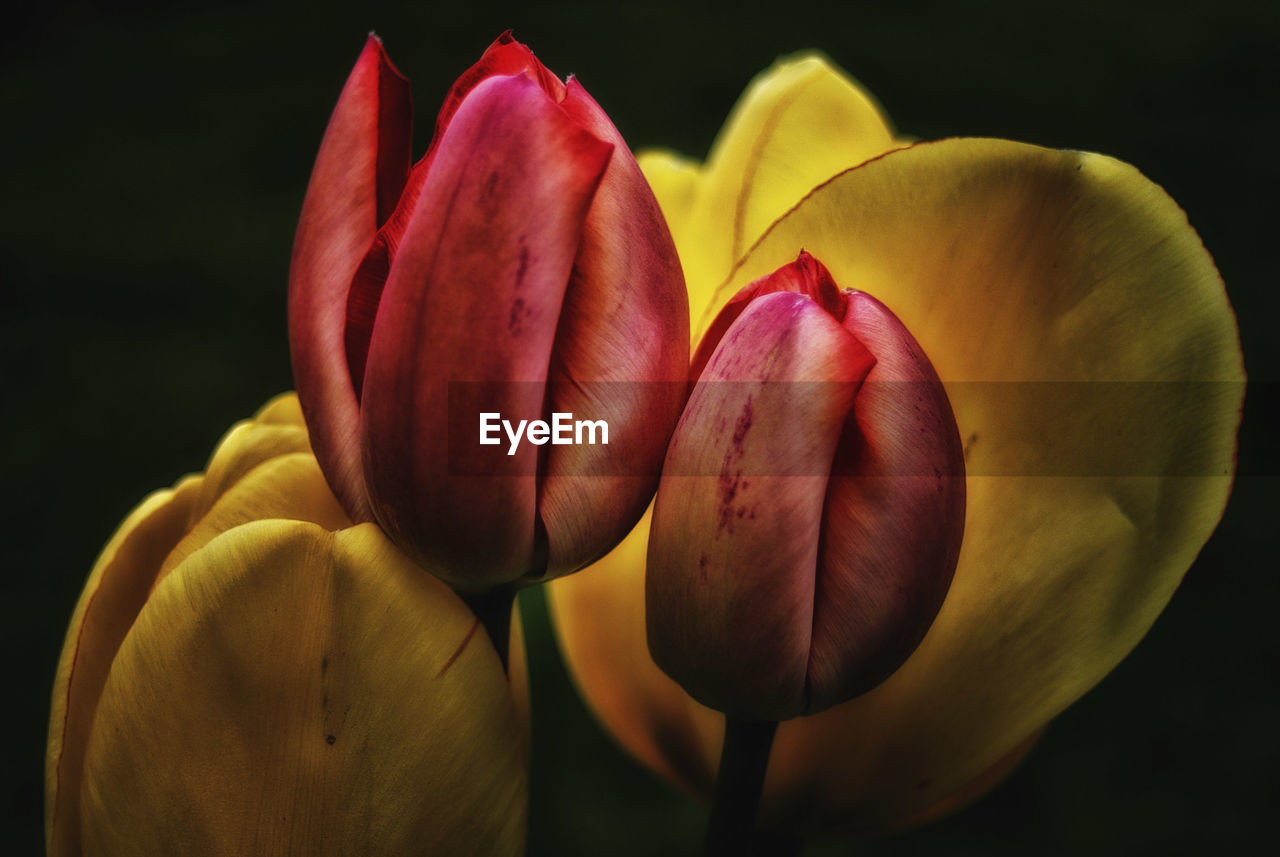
left=47, top=396, right=527, bottom=857
left=289, top=34, right=689, bottom=593
left=647, top=252, right=965, bottom=721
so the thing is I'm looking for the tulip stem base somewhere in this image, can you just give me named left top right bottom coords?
left=462, top=586, right=517, bottom=674
left=704, top=716, right=781, bottom=857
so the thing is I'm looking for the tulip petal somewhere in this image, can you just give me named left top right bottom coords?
left=639, top=55, right=901, bottom=327
left=342, top=34, right=566, bottom=404
left=159, top=453, right=351, bottom=585
left=807, top=290, right=966, bottom=709
left=635, top=150, right=701, bottom=296
left=194, top=420, right=312, bottom=522
left=46, top=478, right=202, bottom=857
left=79, top=521, right=526, bottom=857
left=438, top=31, right=566, bottom=124
left=289, top=35, right=411, bottom=523
left=359, top=73, right=613, bottom=589
left=882, top=729, right=1041, bottom=834
left=47, top=393, right=331, bottom=857
left=341, top=158, right=431, bottom=404
left=648, top=292, right=874, bottom=720
left=252, top=391, right=307, bottom=426
left=690, top=249, right=847, bottom=383
left=534, top=79, right=690, bottom=578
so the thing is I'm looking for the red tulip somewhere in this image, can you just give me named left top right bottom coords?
left=647, top=251, right=965, bottom=721
left=290, top=34, right=689, bottom=592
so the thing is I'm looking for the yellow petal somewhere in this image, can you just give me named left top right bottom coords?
left=883, top=729, right=1042, bottom=834
left=552, top=137, right=1243, bottom=831
left=639, top=54, right=901, bottom=330
left=80, top=520, right=526, bottom=857
left=549, top=507, right=719, bottom=796
left=252, top=390, right=307, bottom=426
left=46, top=477, right=204, bottom=857
left=157, top=453, right=351, bottom=585
left=54, top=393, right=530, bottom=853
left=48, top=396, right=321, bottom=857
left=194, top=416, right=312, bottom=523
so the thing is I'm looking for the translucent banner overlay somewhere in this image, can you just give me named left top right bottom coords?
left=444, top=381, right=1247, bottom=477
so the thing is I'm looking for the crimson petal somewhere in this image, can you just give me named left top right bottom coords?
left=648, top=291, right=874, bottom=720
left=537, top=78, right=690, bottom=577
left=289, top=35, right=411, bottom=522
left=359, top=73, right=613, bottom=591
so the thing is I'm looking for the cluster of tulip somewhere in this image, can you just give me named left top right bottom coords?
left=48, top=32, right=1242, bottom=856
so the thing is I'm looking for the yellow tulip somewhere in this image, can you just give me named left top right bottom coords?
left=549, top=53, right=1243, bottom=833
left=47, top=394, right=528, bottom=856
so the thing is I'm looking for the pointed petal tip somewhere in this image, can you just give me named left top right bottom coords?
left=358, top=32, right=409, bottom=85
left=692, top=250, right=851, bottom=382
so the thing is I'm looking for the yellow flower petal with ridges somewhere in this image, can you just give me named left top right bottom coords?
left=640, top=53, right=902, bottom=330
left=47, top=395, right=318, bottom=857
left=553, top=135, right=1242, bottom=831
left=79, top=520, right=526, bottom=857
left=49, top=393, right=529, bottom=856
left=46, top=478, right=202, bottom=857
left=157, top=453, right=350, bottom=584
left=193, top=394, right=312, bottom=518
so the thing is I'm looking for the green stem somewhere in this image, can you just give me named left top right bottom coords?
left=462, top=585, right=516, bottom=674
left=704, top=716, right=779, bottom=857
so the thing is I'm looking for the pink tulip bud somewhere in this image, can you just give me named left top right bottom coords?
left=647, top=251, right=965, bottom=721
left=290, top=34, right=689, bottom=592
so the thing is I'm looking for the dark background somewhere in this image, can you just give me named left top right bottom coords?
left=4, top=1, right=1277, bottom=854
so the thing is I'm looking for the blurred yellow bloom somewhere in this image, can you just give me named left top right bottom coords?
left=48, top=395, right=528, bottom=857
left=550, top=54, right=1244, bottom=832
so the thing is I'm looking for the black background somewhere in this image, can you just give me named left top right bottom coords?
left=3, top=1, right=1277, bottom=854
